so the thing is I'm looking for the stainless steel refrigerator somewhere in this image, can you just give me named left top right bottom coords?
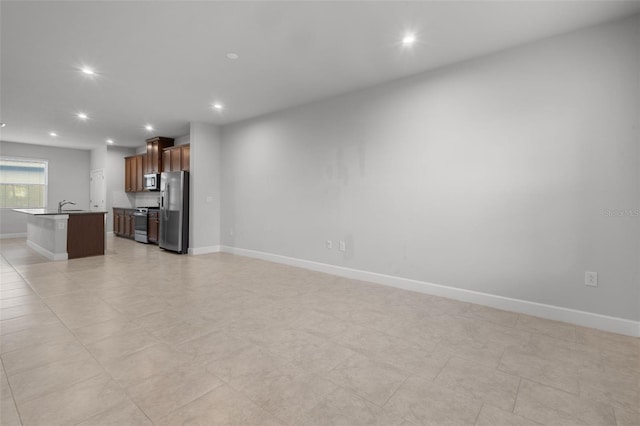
left=159, top=171, right=189, bottom=254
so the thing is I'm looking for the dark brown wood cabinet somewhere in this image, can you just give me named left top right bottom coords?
left=148, top=210, right=159, bottom=244
left=145, top=137, right=174, bottom=174
left=125, top=154, right=145, bottom=193
left=181, top=144, right=190, bottom=171
left=113, top=208, right=135, bottom=239
left=162, top=144, right=190, bottom=172
left=67, top=213, right=105, bottom=259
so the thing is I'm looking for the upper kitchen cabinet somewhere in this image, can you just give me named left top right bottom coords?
left=145, top=137, right=174, bottom=174
left=124, top=153, right=145, bottom=192
left=162, top=144, right=190, bottom=172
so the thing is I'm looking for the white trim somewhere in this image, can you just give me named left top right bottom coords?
left=26, top=240, right=67, bottom=261
left=0, top=233, right=27, bottom=239
left=220, top=246, right=640, bottom=337
left=188, top=245, right=221, bottom=255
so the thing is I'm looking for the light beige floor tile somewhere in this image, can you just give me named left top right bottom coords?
left=0, top=321, right=76, bottom=354
left=1, top=237, right=636, bottom=426
left=257, top=372, right=337, bottom=425
left=0, top=281, right=30, bottom=292
left=0, top=294, right=41, bottom=309
left=294, top=309, right=351, bottom=339
left=55, top=308, right=126, bottom=330
left=516, top=315, right=576, bottom=342
left=15, top=373, right=129, bottom=426
left=302, top=387, right=405, bottom=426
left=0, top=288, right=35, bottom=300
left=155, top=384, right=285, bottom=426
left=103, top=343, right=194, bottom=388
left=334, top=324, right=443, bottom=379
left=613, top=406, right=639, bottom=426
left=176, top=330, right=252, bottom=364
left=525, top=333, right=603, bottom=369
left=71, top=317, right=143, bottom=345
left=205, top=344, right=300, bottom=389
left=0, top=311, right=61, bottom=336
left=86, top=328, right=160, bottom=364
left=126, top=364, right=223, bottom=422
left=475, top=404, right=541, bottom=426
left=149, top=316, right=219, bottom=346
left=0, top=302, right=50, bottom=322
left=434, top=336, right=505, bottom=368
left=499, top=345, right=580, bottom=394
left=602, top=349, right=640, bottom=378
left=1, top=336, right=84, bottom=375
left=385, top=376, right=483, bottom=426
left=434, top=356, right=520, bottom=412
left=326, top=353, right=409, bottom=406
left=0, top=394, right=22, bottom=426
left=8, top=352, right=104, bottom=403
left=514, top=379, right=616, bottom=426
left=0, top=272, right=24, bottom=284
left=251, top=327, right=356, bottom=374
left=75, top=399, right=153, bottom=426
left=579, top=368, right=639, bottom=413
left=575, top=326, right=640, bottom=356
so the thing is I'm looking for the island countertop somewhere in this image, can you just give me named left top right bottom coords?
left=13, top=209, right=107, bottom=215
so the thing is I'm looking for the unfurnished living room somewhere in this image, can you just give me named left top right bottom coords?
left=0, top=1, right=639, bottom=425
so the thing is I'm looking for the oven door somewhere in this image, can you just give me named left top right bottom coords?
left=134, top=211, right=149, bottom=243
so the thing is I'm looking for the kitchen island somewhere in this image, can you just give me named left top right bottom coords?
left=13, top=209, right=106, bottom=260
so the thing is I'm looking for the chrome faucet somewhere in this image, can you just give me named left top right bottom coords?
left=58, top=200, right=76, bottom=212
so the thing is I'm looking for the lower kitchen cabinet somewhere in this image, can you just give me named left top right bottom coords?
left=113, top=208, right=135, bottom=239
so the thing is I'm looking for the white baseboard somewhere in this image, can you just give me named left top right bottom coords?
left=220, top=246, right=640, bottom=337
left=0, top=233, right=27, bottom=239
left=26, top=240, right=68, bottom=261
left=189, top=245, right=221, bottom=255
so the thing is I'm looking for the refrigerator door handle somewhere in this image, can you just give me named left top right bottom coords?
left=162, top=182, right=171, bottom=220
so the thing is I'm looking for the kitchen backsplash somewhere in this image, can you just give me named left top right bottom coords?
left=135, top=192, right=161, bottom=207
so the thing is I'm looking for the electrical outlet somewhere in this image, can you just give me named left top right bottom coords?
left=339, top=241, right=346, bottom=252
left=585, top=271, right=598, bottom=287
left=326, top=240, right=332, bottom=249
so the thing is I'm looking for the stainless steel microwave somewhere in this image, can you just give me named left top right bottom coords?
left=143, top=173, right=160, bottom=191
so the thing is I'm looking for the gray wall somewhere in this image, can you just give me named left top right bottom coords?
left=221, top=16, right=640, bottom=321
left=0, top=141, right=90, bottom=236
left=189, top=122, right=222, bottom=252
left=105, top=146, right=135, bottom=232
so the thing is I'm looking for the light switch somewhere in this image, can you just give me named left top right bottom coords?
left=206, top=196, right=213, bottom=203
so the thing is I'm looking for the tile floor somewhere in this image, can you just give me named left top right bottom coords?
left=0, top=236, right=638, bottom=426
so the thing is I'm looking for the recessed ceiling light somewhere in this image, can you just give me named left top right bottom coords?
left=0, top=123, right=5, bottom=128
left=77, top=112, right=88, bottom=120
left=212, top=103, right=224, bottom=110
left=49, top=132, right=58, bottom=137
left=402, top=33, right=416, bottom=47
left=145, top=125, right=154, bottom=132
left=81, top=67, right=95, bottom=75
left=226, top=52, right=239, bottom=60
left=106, top=139, right=114, bottom=145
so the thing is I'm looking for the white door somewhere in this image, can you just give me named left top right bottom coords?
left=90, top=169, right=106, bottom=211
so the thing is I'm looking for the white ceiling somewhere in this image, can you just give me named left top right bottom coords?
left=1, top=1, right=639, bottom=150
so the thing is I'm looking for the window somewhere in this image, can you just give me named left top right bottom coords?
left=0, top=157, right=48, bottom=208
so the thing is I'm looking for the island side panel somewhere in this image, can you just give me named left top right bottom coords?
left=26, top=215, right=69, bottom=261
left=67, top=213, right=105, bottom=259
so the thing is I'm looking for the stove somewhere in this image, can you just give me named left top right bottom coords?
left=133, top=208, right=150, bottom=243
